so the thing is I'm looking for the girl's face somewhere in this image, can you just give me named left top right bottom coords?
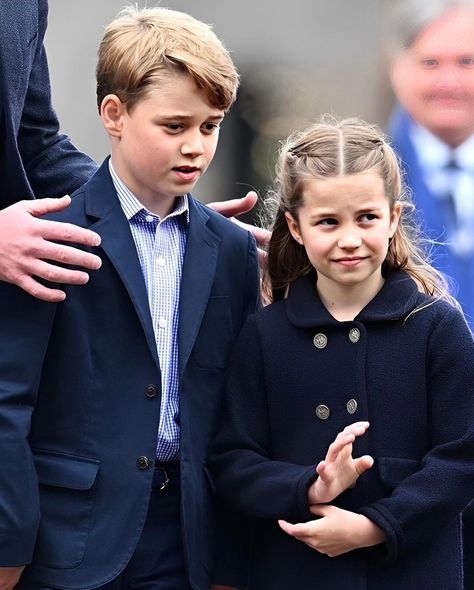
left=285, top=172, right=401, bottom=299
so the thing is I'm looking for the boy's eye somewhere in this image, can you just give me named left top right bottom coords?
left=421, top=59, right=438, bottom=67
left=460, top=57, right=474, bottom=66
left=165, top=124, right=183, bottom=133
left=202, top=122, right=220, bottom=133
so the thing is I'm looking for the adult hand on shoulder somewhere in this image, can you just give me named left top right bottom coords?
left=307, top=421, right=374, bottom=505
left=0, top=565, right=25, bottom=590
left=207, top=191, right=271, bottom=265
left=0, top=196, right=102, bottom=302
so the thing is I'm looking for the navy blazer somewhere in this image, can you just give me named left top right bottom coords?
left=0, top=0, right=96, bottom=206
left=389, top=107, right=474, bottom=330
left=210, top=271, right=474, bottom=590
left=0, top=160, right=260, bottom=589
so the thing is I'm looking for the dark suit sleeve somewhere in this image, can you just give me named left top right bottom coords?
left=17, top=0, right=97, bottom=199
left=0, top=281, right=57, bottom=565
left=359, top=307, right=474, bottom=564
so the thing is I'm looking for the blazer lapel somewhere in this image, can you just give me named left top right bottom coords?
left=178, top=198, right=220, bottom=377
left=84, top=161, right=159, bottom=368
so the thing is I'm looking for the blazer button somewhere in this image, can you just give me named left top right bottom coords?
left=349, top=328, right=360, bottom=343
left=137, top=456, right=151, bottom=470
left=313, top=333, right=328, bottom=349
left=346, top=399, right=358, bottom=414
left=145, top=384, right=157, bottom=399
left=315, top=404, right=330, bottom=420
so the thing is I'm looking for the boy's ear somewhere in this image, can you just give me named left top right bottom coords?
left=285, top=211, right=304, bottom=245
left=100, top=94, right=126, bottom=137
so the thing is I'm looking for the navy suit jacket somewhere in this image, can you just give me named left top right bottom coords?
left=0, top=160, right=260, bottom=589
left=0, top=0, right=96, bottom=206
left=389, top=107, right=474, bottom=329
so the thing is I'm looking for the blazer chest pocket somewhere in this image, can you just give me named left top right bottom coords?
left=192, top=296, right=234, bottom=370
left=32, top=449, right=100, bottom=569
left=377, top=457, right=421, bottom=489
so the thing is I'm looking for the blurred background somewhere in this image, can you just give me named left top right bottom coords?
left=46, top=0, right=395, bottom=214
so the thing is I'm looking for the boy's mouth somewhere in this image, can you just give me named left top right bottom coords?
left=173, top=166, right=200, bottom=182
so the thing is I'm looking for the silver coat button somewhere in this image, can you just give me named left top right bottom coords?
left=349, top=328, right=360, bottom=343
left=315, top=404, right=330, bottom=420
left=347, top=399, right=358, bottom=414
left=313, top=333, right=328, bottom=349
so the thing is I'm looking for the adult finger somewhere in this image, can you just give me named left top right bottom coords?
left=24, top=195, right=72, bottom=217
left=36, top=219, right=101, bottom=248
left=24, top=240, right=102, bottom=271
left=208, top=191, right=258, bottom=217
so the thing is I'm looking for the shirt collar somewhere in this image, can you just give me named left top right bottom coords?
left=409, top=121, right=474, bottom=171
left=109, top=159, right=189, bottom=224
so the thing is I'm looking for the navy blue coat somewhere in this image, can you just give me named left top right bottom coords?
left=0, top=161, right=260, bottom=589
left=0, top=0, right=96, bottom=206
left=390, top=107, right=474, bottom=588
left=210, top=271, right=474, bottom=590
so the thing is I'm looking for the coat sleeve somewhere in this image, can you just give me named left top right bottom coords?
left=359, top=306, right=474, bottom=564
left=17, top=0, right=97, bottom=199
left=209, top=314, right=317, bottom=524
left=0, top=281, right=57, bottom=565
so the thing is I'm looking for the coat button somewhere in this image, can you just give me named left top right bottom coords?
left=313, top=333, right=328, bottom=349
left=349, top=328, right=360, bottom=343
left=315, top=404, right=330, bottom=420
left=136, top=456, right=151, bottom=470
left=145, top=384, right=157, bottom=399
left=347, top=399, right=358, bottom=414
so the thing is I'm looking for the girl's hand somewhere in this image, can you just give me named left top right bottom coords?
left=278, top=505, right=385, bottom=557
left=308, top=421, right=374, bottom=504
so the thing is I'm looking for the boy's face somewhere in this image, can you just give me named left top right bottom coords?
left=107, top=72, right=224, bottom=216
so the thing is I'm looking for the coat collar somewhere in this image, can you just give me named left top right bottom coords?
left=286, top=270, right=422, bottom=328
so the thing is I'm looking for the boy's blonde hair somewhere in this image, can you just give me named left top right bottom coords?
left=96, top=6, right=239, bottom=112
left=263, top=116, right=456, bottom=309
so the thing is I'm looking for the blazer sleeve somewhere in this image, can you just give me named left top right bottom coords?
left=0, top=281, right=57, bottom=565
left=359, top=307, right=474, bottom=564
left=17, top=0, right=97, bottom=199
left=209, top=314, right=317, bottom=524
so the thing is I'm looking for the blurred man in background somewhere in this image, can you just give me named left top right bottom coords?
left=387, top=2, right=474, bottom=587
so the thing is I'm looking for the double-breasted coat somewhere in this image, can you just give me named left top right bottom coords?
left=210, top=270, right=474, bottom=590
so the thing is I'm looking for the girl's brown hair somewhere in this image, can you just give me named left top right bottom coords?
left=262, top=116, right=456, bottom=309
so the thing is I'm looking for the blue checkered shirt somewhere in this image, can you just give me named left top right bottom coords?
left=110, top=161, right=189, bottom=461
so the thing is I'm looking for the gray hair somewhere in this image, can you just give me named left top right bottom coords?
left=385, top=0, right=474, bottom=53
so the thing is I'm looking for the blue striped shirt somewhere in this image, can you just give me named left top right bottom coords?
left=110, top=161, right=189, bottom=461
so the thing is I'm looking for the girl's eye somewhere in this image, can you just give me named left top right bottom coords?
left=319, top=218, right=338, bottom=226
left=360, top=213, right=377, bottom=222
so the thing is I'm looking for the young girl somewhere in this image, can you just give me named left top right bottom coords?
left=209, top=117, right=474, bottom=590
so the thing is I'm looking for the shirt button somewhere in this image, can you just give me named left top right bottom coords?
left=349, top=328, right=360, bottom=343
left=145, top=215, right=155, bottom=223
left=313, top=333, right=328, bottom=349
left=315, top=404, right=330, bottom=420
left=158, top=318, right=167, bottom=329
left=347, top=399, right=358, bottom=414
left=136, top=456, right=151, bottom=470
left=145, top=384, right=157, bottom=399
left=158, top=256, right=165, bottom=267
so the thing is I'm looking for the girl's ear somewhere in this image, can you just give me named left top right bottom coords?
left=285, top=211, right=304, bottom=245
left=389, top=201, right=402, bottom=239
left=100, top=94, right=126, bottom=138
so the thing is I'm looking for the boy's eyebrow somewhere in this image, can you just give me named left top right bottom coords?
left=158, top=113, right=225, bottom=122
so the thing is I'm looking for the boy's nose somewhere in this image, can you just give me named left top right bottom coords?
left=181, top=131, right=204, bottom=156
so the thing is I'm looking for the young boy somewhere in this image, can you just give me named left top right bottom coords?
left=0, top=7, right=259, bottom=590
